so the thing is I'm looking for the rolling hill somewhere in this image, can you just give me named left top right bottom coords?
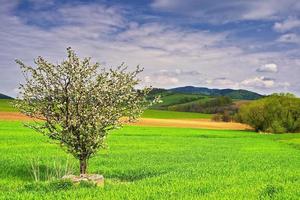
left=149, top=92, right=211, bottom=109
left=148, top=87, right=262, bottom=113
left=169, top=86, right=263, bottom=100
left=0, top=86, right=262, bottom=115
left=0, top=93, right=12, bottom=99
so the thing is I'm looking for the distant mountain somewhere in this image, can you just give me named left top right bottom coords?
left=169, top=86, right=263, bottom=100
left=0, top=93, right=13, bottom=99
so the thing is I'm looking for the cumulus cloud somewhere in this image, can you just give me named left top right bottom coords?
left=256, top=63, right=278, bottom=73
left=205, top=76, right=291, bottom=92
left=241, top=76, right=275, bottom=88
left=274, top=17, right=300, bottom=32
left=240, top=76, right=290, bottom=90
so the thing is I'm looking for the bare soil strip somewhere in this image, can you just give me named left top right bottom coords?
left=0, top=112, right=250, bottom=130
left=0, top=112, right=35, bottom=121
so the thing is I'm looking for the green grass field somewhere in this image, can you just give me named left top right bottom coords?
left=1, top=121, right=300, bottom=199
left=150, top=93, right=209, bottom=109
left=142, top=109, right=212, bottom=119
left=0, top=99, right=16, bottom=112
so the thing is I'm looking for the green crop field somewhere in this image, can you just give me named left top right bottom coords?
left=150, top=93, right=209, bottom=109
left=0, top=99, right=16, bottom=112
left=167, top=96, right=213, bottom=107
left=142, top=109, right=212, bottom=119
left=1, top=121, right=300, bottom=199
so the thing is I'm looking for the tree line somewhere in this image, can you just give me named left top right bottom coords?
left=237, top=93, right=300, bottom=133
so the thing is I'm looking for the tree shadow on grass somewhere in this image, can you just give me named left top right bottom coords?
left=189, top=132, right=257, bottom=139
left=107, top=170, right=168, bottom=182
left=0, top=162, right=32, bottom=181
left=259, top=184, right=284, bottom=199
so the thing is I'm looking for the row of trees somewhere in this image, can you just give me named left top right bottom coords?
left=237, top=93, right=300, bottom=133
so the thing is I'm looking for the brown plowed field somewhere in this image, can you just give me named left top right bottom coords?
left=0, top=111, right=250, bottom=130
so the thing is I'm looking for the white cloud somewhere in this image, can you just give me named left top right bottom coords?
left=205, top=76, right=291, bottom=93
left=117, top=23, right=229, bottom=56
left=144, top=76, right=152, bottom=83
left=256, top=63, right=278, bottom=73
left=151, top=0, right=300, bottom=23
left=240, top=1, right=279, bottom=20
left=240, top=76, right=291, bottom=93
left=204, top=75, right=292, bottom=94
left=241, top=76, right=275, bottom=88
left=143, top=75, right=179, bottom=87
left=153, top=69, right=201, bottom=77
left=277, top=33, right=300, bottom=44
left=274, top=18, right=300, bottom=32
left=205, top=77, right=239, bottom=89
left=143, top=69, right=202, bottom=88
left=278, top=82, right=291, bottom=88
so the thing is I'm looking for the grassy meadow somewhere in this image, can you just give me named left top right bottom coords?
left=150, top=93, right=210, bottom=109
left=142, top=109, right=212, bottom=119
left=0, top=99, right=16, bottom=112
left=1, top=121, right=300, bottom=199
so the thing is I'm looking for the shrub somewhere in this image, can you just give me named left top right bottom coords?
left=212, top=113, right=222, bottom=122
left=237, top=93, right=300, bottom=133
left=221, top=111, right=232, bottom=122
left=212, top=111, right=232, bottom=122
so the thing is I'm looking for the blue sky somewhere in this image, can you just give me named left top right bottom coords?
left=1, top=0, right=300, bottom=96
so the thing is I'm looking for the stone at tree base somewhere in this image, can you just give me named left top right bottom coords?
left=62, top=174, right=104, bottom=186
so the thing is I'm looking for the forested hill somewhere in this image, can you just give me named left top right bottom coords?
left=168, top=86, right=263, bottom=100
left=0, top=93, right=12, bottom=99
left=147, top=87, right=263, bottom=113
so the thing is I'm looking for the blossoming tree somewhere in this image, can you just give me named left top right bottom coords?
left=15, top=48, right=156, bottom=174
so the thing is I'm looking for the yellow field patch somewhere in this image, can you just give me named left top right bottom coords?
left=128, top=118, right=250, bottom=130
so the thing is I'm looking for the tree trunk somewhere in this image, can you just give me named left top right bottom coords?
left=80, top=158, right=87, bottom=174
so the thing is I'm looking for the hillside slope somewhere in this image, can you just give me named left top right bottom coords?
left=169, top=86, right=262, bottom=100
left=0, top=93, right=12, bottom=99
left=148, top=87, right=261, bottom=113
